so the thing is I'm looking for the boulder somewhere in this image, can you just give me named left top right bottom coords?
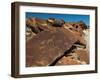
left=26, top=28, right=78, bottom=67
left=47, top=18, right=65, bottom=27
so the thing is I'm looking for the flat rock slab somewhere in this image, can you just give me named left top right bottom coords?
left=26, top=28, right=78, bottom=67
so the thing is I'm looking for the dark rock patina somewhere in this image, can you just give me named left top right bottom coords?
left=26, top=28, right=78, bottom=67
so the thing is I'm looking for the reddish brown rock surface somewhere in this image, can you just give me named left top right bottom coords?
left=26, top=17, right=89, bottom=67
left=75, top=49, right=89, bottom=64
left=56, top=56, right=81, bottom=65
left=26, top=28, right=78, bottom=67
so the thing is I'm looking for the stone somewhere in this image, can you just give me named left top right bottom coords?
left=56, top=56, right=81, bottom=65
left=26, top=17, right=89, bottom=66
left=47, top=18, right=65, bottom=27
left=26, top=28, right=78, bottom=67
left=75, top=49, right=89, bottom=64
left=26, top=17, right=56, bottom=33
left=26, top=27, right=36, bottom=41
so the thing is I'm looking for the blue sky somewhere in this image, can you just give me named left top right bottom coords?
left=26, top=12, right=90, bottom=26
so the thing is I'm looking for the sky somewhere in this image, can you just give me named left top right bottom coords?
left=26, top=12, right=90, bottom=26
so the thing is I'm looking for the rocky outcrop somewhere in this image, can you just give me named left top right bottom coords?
left=26, top=17, right=89, bottom=67
left=47, top=18, right=65, bottom=27
left=26, top=28, right=79, bottom=67
left=56, top=56, right=82, bottom=65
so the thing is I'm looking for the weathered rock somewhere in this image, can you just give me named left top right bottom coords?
left=56, top=56, right=81, bottom=65
left=65, top=52, right=79, bottom=60
left=26, top=17, right=47, bottom=27
left=26, top=17, right=89, bottom=66
left=63, top=23, right=87, bottom=46
left=26, top=27, right=36, bottom=41
left=75, top=49, right=89, bottom=64
left=47, top=18, right=65, bottom=27
left=26, top=17, right=56, bottom=33
left=83, top=29, right=90, bottom=50
left=26, top=28, right=78, bottom=67
left=63, top=22, right=87, bottom=36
